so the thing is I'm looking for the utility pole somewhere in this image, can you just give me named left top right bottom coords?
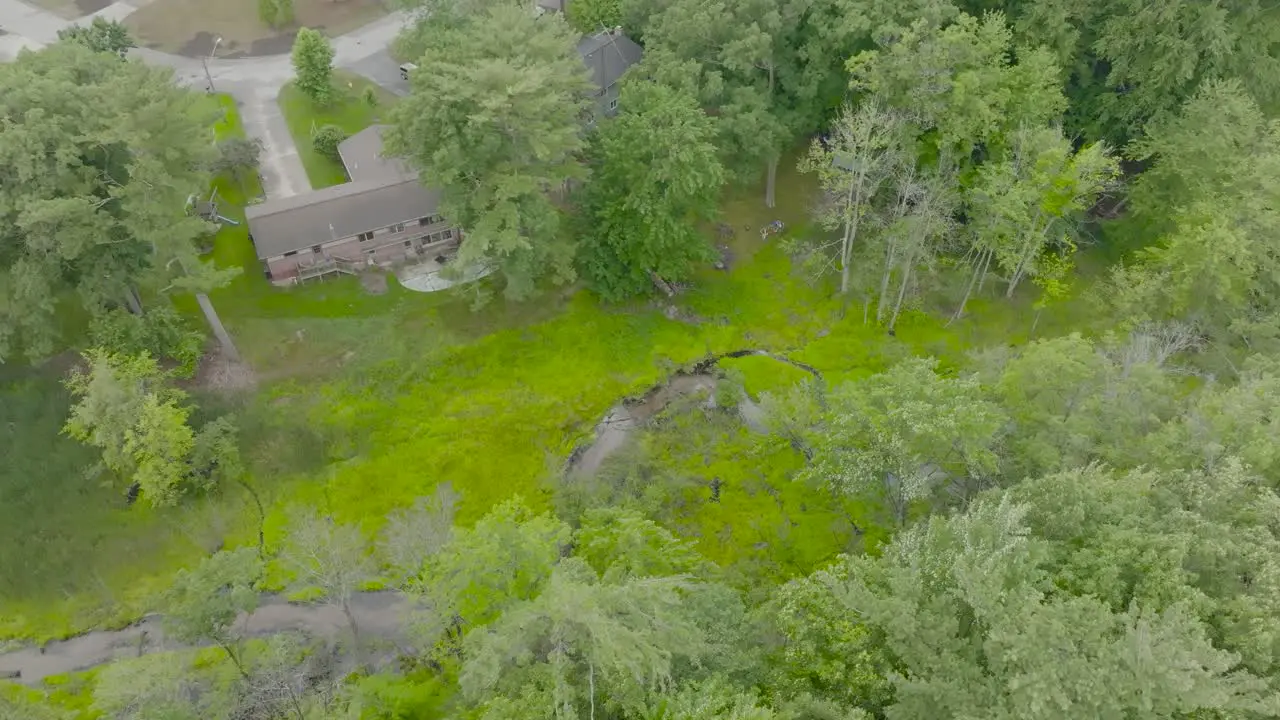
left=202, top=36, right=222, bottom=94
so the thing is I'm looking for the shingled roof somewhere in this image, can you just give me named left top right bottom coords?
left=578, top=31, right=642, bottom=92
left=245, top=126, right=441, bottom=260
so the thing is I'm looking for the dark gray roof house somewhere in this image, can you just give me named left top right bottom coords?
left=579, top=31, right=643, bottom=92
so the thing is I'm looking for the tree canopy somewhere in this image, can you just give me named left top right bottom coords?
left=0, top=43, right=221, bottom=362
left=386, top=4, right=593, bottom=300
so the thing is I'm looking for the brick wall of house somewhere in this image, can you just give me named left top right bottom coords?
left=263, top=218, right=460, bottom=282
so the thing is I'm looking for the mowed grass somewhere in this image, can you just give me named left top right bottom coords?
left=125, top=0, right=391, bottom=57
left=278, top=71, right=398, bottom=189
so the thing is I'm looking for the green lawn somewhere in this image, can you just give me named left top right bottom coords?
left=277, top=70, right=398, bottom=189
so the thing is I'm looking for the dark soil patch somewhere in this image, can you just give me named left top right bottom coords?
left=176, top=31, right=226, bottom=58
left=247, top=30, right=303, bottom=57
left=74, top=0, right=112, bottom=14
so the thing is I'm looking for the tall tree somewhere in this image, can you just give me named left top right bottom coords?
left=991, top=0, right=1280, bottom=145
left=378, top=483, right=459, bottom=588
left=1111, top=87, right=1280, bottom=344
left=824, top=495, right=1280, bottom=719
left=278, top=507, right=377, bottom=647
left=0, top=43, right=221, bottom=362
left=418, top=498, right=571, bottom=642
left=291, top=28, right=335, bottom=106
left=798, top=100, right=906, bottom=296
left=875, top=164, right=956, bottom=331
left=567, top=0, right=623, bottom=35
left=577, top=80, right=724, bottom=299
left=960, top=125, right=1116, bottom=306
left=385, top=5, right=593, bottom=299
left=847, top=12, right=1064, bottom=160
left=209, top=137, right=264, bottom=198
left=638, top=0, right=799, bottom=207
left=57, top=17, right=134, bottom=57
left=1010, top=461, right=1280, bottom=677
left=1118, top=78, right=1280, bottom=347
left=63, top=350, right=197, bottom=506
left=461, top=557, right=709, bottom=718
left=163, top=548, right=263, bottom=678
left=801, top=357, right=1006, bottom=524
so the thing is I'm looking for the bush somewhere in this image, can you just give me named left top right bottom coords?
left=89, top=306, right=205, bottom=377
left=312, top=124, right=348, bottom=161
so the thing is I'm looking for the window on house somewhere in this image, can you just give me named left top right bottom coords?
left=609, top=98, right=619, bottom=111
left=283, top=250, right=298, bottom=257
left=404, top=240, right=412, bottom=248
left=419, top=217, right=430, bottom=226
left=389, top=223, right=406, bottom=233
left=358, top=231, right=374, bottom=242
left=443, top=229, right=454, bottom=240
left=311, top=245, right=323, bottom=255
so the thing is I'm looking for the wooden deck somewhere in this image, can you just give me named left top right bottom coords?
left=296, top=257, right=360, bottom=283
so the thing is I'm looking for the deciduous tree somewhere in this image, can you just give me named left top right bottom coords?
left=419, top=498, right=571, bottom=640
left=799, top=101, right=906, bottom=296
left=57, top=17, right=134, bottom=57
left=819, top=496, right=1279, bottom=719
left=0, top=43, right=222, bottom=362
left=577, top=80, right=724, bottom=299
left=848, top=12, right=1064, bottom=160
left=461, top=557, right=708, bottom=717
left=803, top=357, right=1005, bottom=524
left=278, top=507, right=377, bottom=646
left=991, top=0, right=1280, bottom=144
left=960, top=126, right=1116, bottom=308
left=378, top=483, right=459, bottom=588
left=291, top=28, right=335, bottom=106
left=567, top=0, right=623, bottom=35
left=385, top=5, right=593, bottom=299
left=163, top=547, right=263, bottom=677
left=63, top=350, right=197, bottom=506
left=639, top=0, right=802, bottom=208
left=209, top=137, right=264, bottom=197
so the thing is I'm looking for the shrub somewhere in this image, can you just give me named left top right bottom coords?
left=312, top=124, right=348, bottom=161
left=89, top=306, right=205, bottom=377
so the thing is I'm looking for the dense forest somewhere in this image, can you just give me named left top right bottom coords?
left=3, top=0, right=1280, bottom=718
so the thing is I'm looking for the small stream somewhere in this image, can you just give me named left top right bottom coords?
left=0, top=350, right=820, bottom=685
left=567, top=349, right=821, bottom=476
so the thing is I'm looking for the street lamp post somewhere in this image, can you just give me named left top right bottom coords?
left=202, top=36, right=222, bottom=93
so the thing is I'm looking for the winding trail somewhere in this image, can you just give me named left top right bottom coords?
left=0, top=592, right=411, bottom=684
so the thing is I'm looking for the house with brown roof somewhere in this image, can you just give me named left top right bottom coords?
left=247, top=125, right=457, bottom=284
left=246, top=27, right=642, bottom=284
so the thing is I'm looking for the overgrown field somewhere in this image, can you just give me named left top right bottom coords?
left=0, top=100, right=1104, bottom=641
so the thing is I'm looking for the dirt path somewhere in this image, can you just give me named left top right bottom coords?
left=0, top=591, right=410, bottom=684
